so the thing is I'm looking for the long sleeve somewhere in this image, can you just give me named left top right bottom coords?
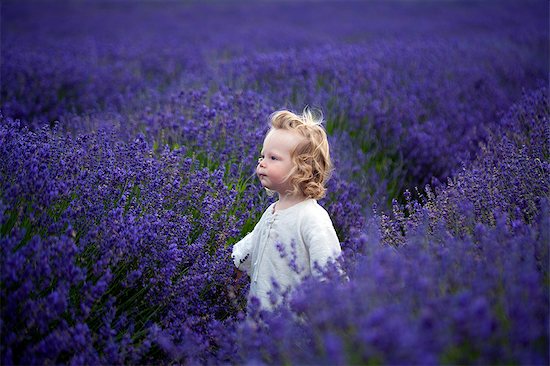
left=231, top=231, right=254, bottom=274
left=302, top=208, right=341, bottom=277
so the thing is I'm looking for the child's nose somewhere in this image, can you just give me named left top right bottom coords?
left=258, top=158, right=266, bottom=167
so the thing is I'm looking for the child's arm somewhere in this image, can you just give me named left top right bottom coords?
left=231, top=231, right=254, bottom=274
left=303, top=212, right=342, bottom=277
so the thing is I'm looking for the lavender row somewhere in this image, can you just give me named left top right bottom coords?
left=0, top=116, right=254, bottom=364
left=3, top=1, right=547, bottom=132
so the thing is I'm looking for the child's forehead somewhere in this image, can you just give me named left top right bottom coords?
left=263, top=128, right=303, bottom=151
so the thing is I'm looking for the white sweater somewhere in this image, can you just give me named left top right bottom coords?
left=232, top=198, right=341, bottom=309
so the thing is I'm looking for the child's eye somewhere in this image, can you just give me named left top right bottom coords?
left=257, top=156, right=264, bottom=163
left=270, top=156, right=278, bottom=160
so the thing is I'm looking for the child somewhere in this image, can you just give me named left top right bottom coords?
left=231, top=108, right=342, bottom=310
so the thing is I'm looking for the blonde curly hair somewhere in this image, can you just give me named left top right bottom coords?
left=269, top=107, right=333, bottom=199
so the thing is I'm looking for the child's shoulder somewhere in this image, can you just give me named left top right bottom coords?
left=296, top=199, right=331, bottom=221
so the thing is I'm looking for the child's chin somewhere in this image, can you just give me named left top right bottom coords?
left=261, top=185, right=276, bottom=192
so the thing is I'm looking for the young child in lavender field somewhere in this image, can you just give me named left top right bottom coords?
left=231, top=108, right=342, bottom=310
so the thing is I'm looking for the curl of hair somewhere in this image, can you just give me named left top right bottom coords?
left=269, top=107, right=333, bottom=199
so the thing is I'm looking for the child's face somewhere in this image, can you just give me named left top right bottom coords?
left=257, top=128, right=303, bottom=197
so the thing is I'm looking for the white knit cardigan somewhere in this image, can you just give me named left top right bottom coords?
left=232, top=199, right=341, bottom=309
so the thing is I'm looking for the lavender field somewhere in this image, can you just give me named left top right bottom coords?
left=1, top=1, right=549, bottom=364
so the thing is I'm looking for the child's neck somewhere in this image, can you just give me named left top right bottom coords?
left=275, top=193, right=307, bottom=212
